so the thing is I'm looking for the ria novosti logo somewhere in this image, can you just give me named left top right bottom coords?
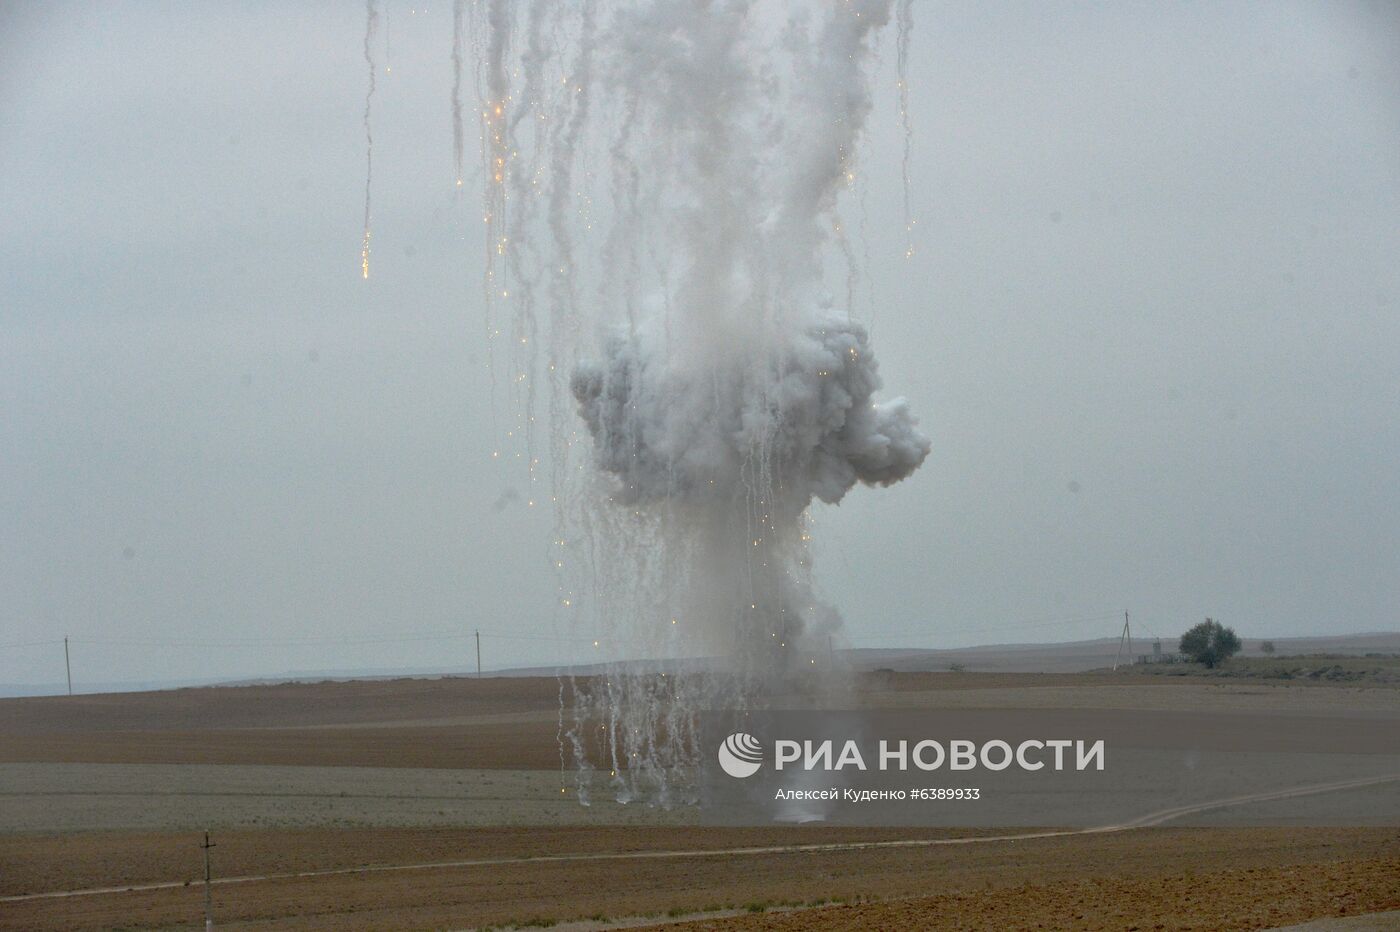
left=716, top=734, right=1105, bottom=777
left=717, top=733, right=764, bottom=778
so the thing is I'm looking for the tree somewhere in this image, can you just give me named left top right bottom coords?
left=1261, top=640, right=1276, bottom=655
left=1179, top=618, right=1242, bottom=668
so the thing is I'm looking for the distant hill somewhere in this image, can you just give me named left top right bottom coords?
left=844, top=633, right=1400, bottom=675
left=4, top=632, right=1396, bottom=697
left=468, top=632, right=1400, bottom=677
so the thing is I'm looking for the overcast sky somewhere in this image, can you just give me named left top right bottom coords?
left=3, top=2, right=1398, bottom=691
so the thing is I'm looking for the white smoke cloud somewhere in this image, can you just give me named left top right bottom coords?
left=571, top=313, right=929, bottom=512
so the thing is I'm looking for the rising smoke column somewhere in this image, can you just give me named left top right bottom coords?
left=570, top=313, right=929, bottom=705
left=470, top=0, right=927, bottom=805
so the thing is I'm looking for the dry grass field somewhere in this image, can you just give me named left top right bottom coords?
left=1, top=671, right=1397, bottom=930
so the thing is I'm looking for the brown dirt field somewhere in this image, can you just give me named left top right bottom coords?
left=11, top=672, right=1351, bottom=737
left=2, top=827, right=1397, bottom=930
left=0, top=676, right=584, bottom=769
left=648, top=854, right=1400, bottom=931
left=0, top=721, right=566, bottom=769
left=0, top=677, right=566, bottom=735
left=4, top=673, right=1393, bottom=770
left=0, top=825, right=980, bottom=896
left=2, top=673, right=1397, bottom=929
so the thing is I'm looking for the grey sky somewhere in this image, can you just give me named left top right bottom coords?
left=2, top=2, right=1398, bottom=689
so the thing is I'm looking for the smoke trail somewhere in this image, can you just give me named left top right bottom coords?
left=470, top=0, right=514, bottom=426
left=452, top=0, right=465, bottom=188
left=896, top=0, right=914, bottom=258
left=360, top=0, right=378, bottom=280
left=383, top=0, right=392, bottom=74
left=501, top=0, right=565, bottom=500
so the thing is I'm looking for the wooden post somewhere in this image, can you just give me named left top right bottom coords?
left=201, top=830, right=216, bottom=930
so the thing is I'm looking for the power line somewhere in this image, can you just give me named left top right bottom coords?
left=3, top=609, right=1151, bottom=691
left=43, top=629, right=600, bottom=649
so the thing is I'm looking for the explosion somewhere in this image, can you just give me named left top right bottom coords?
left=461, top=0, right=925, bottom=804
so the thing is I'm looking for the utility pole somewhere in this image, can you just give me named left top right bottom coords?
left=1113, top=611, right=1133, bottom=671
left=201, top=830, right=216, bottom=930
left=475, top=630, right=481, bottom=677
left=64, top=637, right=72, bottom=696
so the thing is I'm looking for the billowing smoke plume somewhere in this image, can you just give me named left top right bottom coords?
left=468, top=0, right=924, bottom=805
left=571, top=316, right=929, bottom=512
